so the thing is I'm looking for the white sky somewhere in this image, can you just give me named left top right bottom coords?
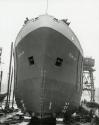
left=0, top=0, right=99, bottom=92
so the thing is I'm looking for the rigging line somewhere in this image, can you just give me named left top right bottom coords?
left=45, top=0, right=48, bottom=14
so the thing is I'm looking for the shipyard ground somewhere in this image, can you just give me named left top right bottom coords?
left=0, top=111, right=96, bottom=125
left=0, top=103, right=99, bottom=125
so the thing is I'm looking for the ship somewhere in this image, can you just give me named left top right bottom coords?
left=14, top=15, right=83, bottom=120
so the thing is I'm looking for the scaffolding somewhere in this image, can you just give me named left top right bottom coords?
left=83, top=57, right=95, bottom=102
left=5, top=42, right=15, bottom=109
left=0, top=43, right=15, bottom=111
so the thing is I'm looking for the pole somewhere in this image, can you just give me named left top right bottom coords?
left=0, top=48, right=2, bottom=92
left=8, top=68, right=13, bottom=105
left=12, top=45, right=16, bottom=108
left=5, top=42, right=13, bottom=108
left=0, top=71, right=3, bottom=92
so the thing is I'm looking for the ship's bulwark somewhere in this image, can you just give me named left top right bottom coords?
left=15, top=26, right=83, bottom=117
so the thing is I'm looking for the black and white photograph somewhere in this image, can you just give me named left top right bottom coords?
left=0, top=0, right=99, bottom=124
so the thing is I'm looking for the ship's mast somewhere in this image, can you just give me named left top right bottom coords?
left=45, top=0, right=49, bottom=14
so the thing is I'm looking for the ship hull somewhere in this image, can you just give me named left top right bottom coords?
left=15, top=26, right=83, bottom=117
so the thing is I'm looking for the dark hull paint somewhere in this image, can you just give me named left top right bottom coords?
left=15, top=27, right=83, bottom=117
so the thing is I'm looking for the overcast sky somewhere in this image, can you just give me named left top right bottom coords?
left=0, top=0, right=99, bottom=92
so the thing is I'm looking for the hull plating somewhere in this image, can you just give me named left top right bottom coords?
left=15, top=27, right=83, bottom=116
